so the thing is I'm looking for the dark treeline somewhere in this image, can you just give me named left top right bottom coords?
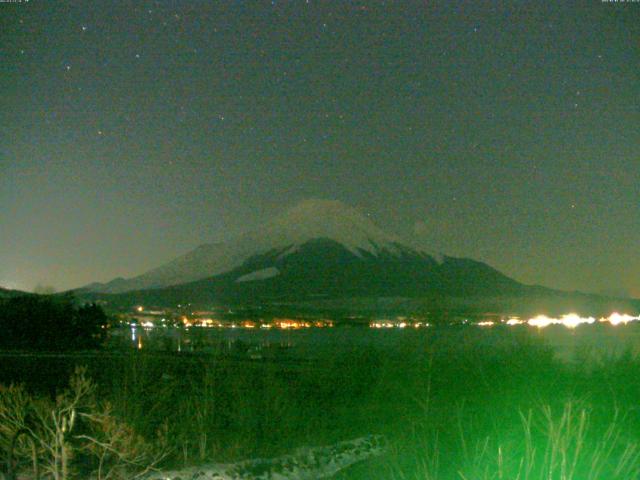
left=0, top=294, right=107, bottom=351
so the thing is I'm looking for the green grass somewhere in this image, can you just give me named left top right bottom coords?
left=2, top=326, right=640, bottom=478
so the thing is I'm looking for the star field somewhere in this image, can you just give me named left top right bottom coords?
left=0, top=1, right=639, bottom=296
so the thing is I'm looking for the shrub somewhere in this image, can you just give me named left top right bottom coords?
left=0, top=367, right=168, bottom=480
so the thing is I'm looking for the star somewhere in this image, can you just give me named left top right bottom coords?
left=81, top=25, right=88, bottom=32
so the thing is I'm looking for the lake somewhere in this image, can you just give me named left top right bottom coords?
left=112, top=321, right=640, bottom=364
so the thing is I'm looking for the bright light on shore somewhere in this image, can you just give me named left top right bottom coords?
left=561, top=313, right=595, bottom=329
left=504, top=312, right=640, bottom=329
left=527, top=314, right=596, bottom=329
left=603, top=312, right=640, bottom=326
left=527, top=315, right=556, bottom=328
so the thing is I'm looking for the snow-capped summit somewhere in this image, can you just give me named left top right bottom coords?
left=242, top=199, right=404, bottom=257
left=84, top=199, right=421, bottom=293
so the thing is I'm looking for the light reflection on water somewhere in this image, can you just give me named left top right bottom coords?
left=111, top=320, right=640, bottom=364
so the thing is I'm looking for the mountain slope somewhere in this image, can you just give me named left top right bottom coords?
left=81, top=199, right=577, bottom=308
left=0, top=287, right=30, bottom=299
left=84, top=200, right=419, bottom=293
left=92, top=237, right=527, bottom=307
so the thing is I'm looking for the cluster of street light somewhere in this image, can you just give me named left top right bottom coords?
left=480, top=312, right=640, bottom=329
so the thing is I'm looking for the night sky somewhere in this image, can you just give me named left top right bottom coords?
left=1, top=1, right=639, bottom=296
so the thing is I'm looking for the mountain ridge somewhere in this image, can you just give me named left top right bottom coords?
left=81, top=236, right=537, bottom=309
left=0, top=287, right=30, bottom=299
left=83, top=199, right=435, bottom=294
left=76, top=199, right=636, bottom=314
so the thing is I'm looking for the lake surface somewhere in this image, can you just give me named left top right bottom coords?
left=113, top=322, right=640, bottom=363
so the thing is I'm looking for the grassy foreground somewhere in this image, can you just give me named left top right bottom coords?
left=2, top=326, right=640, bottom=479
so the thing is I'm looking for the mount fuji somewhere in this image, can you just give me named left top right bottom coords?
left=82, top=199, right=528, bottom=305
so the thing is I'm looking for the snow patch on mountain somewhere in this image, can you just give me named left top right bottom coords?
left=236, top=267, right=280, bottom=283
